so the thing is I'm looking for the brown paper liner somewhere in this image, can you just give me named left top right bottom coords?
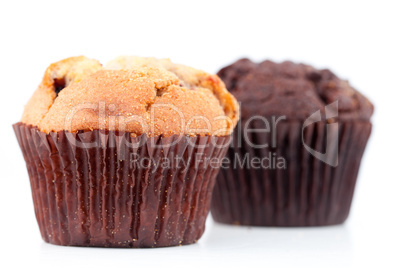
left=211, top=121, right=372, bottom=226
left=13, top=123, right=230, bottom=247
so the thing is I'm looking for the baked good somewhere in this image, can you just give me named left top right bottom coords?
left=14, top=56, right=239, bottom=247
left=210, top=58, right=373, bottom=226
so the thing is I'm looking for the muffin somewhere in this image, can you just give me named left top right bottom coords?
left=210, top=58, right=373, bottom=226
left=14, top=56, right=239, bottom=247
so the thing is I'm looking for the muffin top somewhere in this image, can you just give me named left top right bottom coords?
left=22, top=56, right=239, bottom=136
left=218, top=58, right=373, bottom=121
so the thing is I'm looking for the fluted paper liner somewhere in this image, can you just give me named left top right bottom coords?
left=14, top=123, right=230, bottom=247
left=211, top=121, right=372, bottom=226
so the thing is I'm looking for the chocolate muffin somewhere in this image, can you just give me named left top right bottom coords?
left=14, top=56, right=239, bottom=247
left=210, top=58, right=373, bottom=226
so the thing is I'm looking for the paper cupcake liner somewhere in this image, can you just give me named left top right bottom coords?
left=14, top=123, right=230, bottom=247
left=211, top=121, right=372, bottom=226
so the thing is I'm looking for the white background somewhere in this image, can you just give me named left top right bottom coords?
left=1, top=1, right=401, bottom=267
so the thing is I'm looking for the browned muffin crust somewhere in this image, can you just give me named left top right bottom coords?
left=218, top=58, right=374, bottom=121
left=21, top=56, right=103, bottom=127
left=21, top=56, right=239, bottom=136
